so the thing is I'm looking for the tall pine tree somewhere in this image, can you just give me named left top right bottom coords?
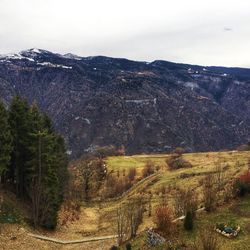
left=3, top=97, right=68, bottom=229
left=27, top=104, right=68, bottom=228
left=0, top=100, right=12, bottom=181
left=8, top=96, right=31, bottom=197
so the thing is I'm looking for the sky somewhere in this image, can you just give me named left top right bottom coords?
left=0, top=0, right=250, bottom=67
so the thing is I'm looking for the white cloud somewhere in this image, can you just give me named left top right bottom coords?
left=0, top=0, right=250, bottom=67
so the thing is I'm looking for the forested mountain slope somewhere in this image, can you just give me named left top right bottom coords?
left=0, top=49, right=249, bottom=158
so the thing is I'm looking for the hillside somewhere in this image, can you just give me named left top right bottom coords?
left=1, top=150, right=250, bottom=249
left=0, top=49, right=250, bottom=158
left=105, top=151, right=250, bottom=202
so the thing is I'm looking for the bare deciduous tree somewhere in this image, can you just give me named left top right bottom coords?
left=116, top=197, right=145, bottom=245
left=174, top=187, right=198, bottom=217
left=127, top=197, right=144, bottom=238
left=78, top=156, right=106, bottom=201
left=202, top=174, right=217, bottom=212
left=116, top=204, right=129, bottom=245
left=214, top=158, right=226, bottom=191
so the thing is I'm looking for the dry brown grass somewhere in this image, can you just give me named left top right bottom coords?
left=1, top=151, right=250, bottom=249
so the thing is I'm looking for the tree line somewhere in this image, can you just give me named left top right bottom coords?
left=0, top=96, right=68, bottom=229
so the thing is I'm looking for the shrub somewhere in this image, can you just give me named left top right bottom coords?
left=155, top=165, right=161, bottom=171
left=126, top=242, right=132, bottom=250
left=142, top=161, right=155, bottom=178
left=76, top=156, right=106, bottom=201
left=58, top=200, right=81, bottom=227
left=0, top=202, right=22, bottom=224
left=172, top=147, right=186, bottom=155
left=216, top=223, right=225, bottom=231
left=128, top=168, right=136, bottom=182
left=234, top=170, right=250, bottom=197
left=194, top=228, right=221, bottom=250
left=239, top=170, right=250, bottom=183
left=202, top=174, right=217, bottom=212
left=234, top=180, right=249, bottom=197
left=237, top=142, right=250, bottom=151
left=166, top=155, right=192, bottom=170
left=93, top=145, right=124, bottom=158
left=174, top=188, right=198, bottom=217
left=103, top=174, right=133, bottom=198
left=154, top=204, right=175, bottom=236
left=159, top=185, right=167, bottom=195
left=184, top=211, right=193, bottom=231
left=110, top=245, right=119, bottom=250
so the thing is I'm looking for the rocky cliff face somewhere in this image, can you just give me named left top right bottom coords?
left=0, top=49, right=249, bottom=158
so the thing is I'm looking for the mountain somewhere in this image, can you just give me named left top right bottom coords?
left=0, top=48, right=249, bottom=158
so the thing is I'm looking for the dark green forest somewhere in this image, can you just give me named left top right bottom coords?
left=0, top=96, right=68, bottom=229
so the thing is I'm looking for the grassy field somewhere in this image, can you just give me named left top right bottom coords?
left=1, top=150, right=250, bottom=249
left=123, top=195, right=250, bottom=250
left=106, top=151, right=249, bottom=175
left=106, top=151, right=249, bottom=201
left=104, top=151, right=250, bottom=249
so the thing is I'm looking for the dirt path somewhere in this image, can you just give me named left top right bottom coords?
left=29, top=207, right=205, bottom=245
left=28, top=233, right=118, bottom=244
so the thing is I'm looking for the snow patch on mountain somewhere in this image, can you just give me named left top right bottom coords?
left=0, top=53, right=35, bottom=62
left=37, top=62, right=72, bottom=69
left=184, top=82, right=199, bottom=90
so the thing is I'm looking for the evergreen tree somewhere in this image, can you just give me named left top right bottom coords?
left=8, top=96, right=31, bottom=197
left=184, top=210, right=193, bottom=231
left=27, top=104, right=68, bottom=228
left=0, top=100, right=12, bottom=180
left=3, top=97, right=68, bottom=229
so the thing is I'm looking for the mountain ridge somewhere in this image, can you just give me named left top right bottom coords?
left=0, top=49, right=249, bottom=158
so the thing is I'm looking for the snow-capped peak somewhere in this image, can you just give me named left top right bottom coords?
left=30, top=48, right=42, bottom=53
left=0, top=52, right=35, bottom=62
left=20, top=48, right=52, bottom=58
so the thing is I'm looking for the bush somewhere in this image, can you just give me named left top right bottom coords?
left=126, top=242, right=132, bottom=250
left=128, top=168, right=136, bottom=182
left=234, top=170, right=250, bottom=197
left=194, top=228, right=221, bottom=250
left=142, top=161, right=155, bottom=178
left=173, top=188, right=198, bottom=217
left=110, top=246, right=119, bottom=250
left=0, top=202, right=22, bottom=224
left=93, top=145, right=124, bottom=158
left=184, top=211, right=193, bottom=231
left=237, top=142, right=250, bottom=151
left=234, top=180, right=249, bottom=197
left=166, top=155, right=192, bottom=170
left=154, top=205, right=175, bottom=236
left=216, top=223, right=225, bottom=231
left=172, top=147, right=186, bottom=155
left=103, top=174, right=133, bottom=199
left=202, top=174, right=217, bottom=212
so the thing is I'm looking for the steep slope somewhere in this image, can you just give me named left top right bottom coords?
left=0, top=49, right=249, bottom=158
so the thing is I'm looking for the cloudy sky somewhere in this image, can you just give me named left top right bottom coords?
left=0, top=0, right=250, bottom=67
